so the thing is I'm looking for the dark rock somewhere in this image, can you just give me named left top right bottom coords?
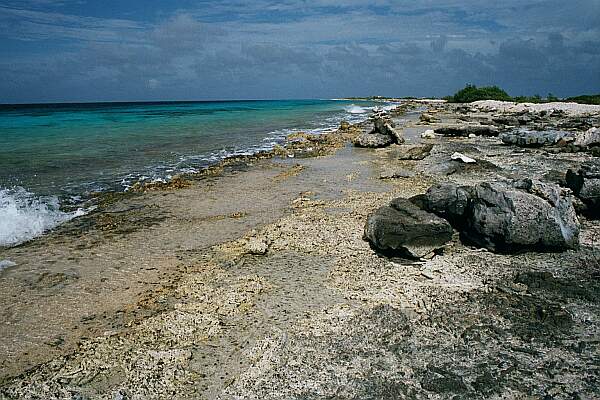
left=353, top=132, right=394, bottom=148
left=435, top=125, right=499, bottom=137
left=373, top=117, right=404, bottom=144
left=423, top=183, right=472, bottom=226
left=465, top=180, right=579, bottom=251
left=566, top=160, right=600, bottom=215
left=501, top=129, right=574, bottom=147
left=378, top=168, right=416, bottom=179
left=422, top=180, right=579, bottom=252
left=364, top=198, right=453, bottom=258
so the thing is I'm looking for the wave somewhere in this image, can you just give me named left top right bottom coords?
left=0, top=187, right=84, bottom=248
left=345, top=104, right=371, bottom=114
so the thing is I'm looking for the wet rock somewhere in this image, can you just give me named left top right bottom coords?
left=435, top=125, right=499, bottom=137
left=339, top=120, right=351, bottom=131
left=364, top=198, right=453, bottom=258
left=573, top=127, right=600, bottom=148
left=422, top=179, right=579, bottom=251
left=353, top=132, right=394, bottom=148
left=501, top=129, right=573, bottom=147
left=566, top=160, right=600, bottom=214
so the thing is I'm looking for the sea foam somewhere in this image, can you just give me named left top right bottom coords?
left=345, top=104, right=370, bottom=114
left=0, top=187, right=83, bottom=247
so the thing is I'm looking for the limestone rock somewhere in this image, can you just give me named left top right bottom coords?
left=501, top=129, right=573, bottom=147
left=451, top=152, right=476, bottom=163
left=435, top=125, right=499, bottom=137
left=422, top=180, right=579, bottom=251
left=353, top=132, right=394, bottom=148
left=573, top=127, right=600, bottom=148
left=364, top=198, right=453, bottom=258
left=566, top=160, right=600, bottom=214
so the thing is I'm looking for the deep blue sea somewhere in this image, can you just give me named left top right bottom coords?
left=0, top=99, right=387, bottom=247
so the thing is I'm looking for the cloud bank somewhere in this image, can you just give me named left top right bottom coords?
left=1, top=0, right=599, bottom=102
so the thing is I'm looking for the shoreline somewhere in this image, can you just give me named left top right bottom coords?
left=1, top=101, right=599, bottom=399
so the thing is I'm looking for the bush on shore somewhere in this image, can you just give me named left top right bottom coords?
left=446, top=84, right=600, bottom=105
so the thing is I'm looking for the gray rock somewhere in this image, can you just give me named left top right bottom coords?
left=353, top=132, right=394, bottom=148
left=385, top=144, right=434, bottom=160
left=435, top=125, right=499, bottom=137
left=501, top=129, right=573, bottom=147
left=423, top=183, right=472, bottom=225
left=468, top=180, right=579, bottom=251
left=420, top=113, right=438, bottom=123
left=566, top=160, right=600, bottom=214
left=492, top=116, right=519, bottom=127
left=573, top=127, right=600, bottom=148
left=364, top=198, right=453, bottom=258
left=422, top=180, right=580, bottom=251
left=373, top=117, right=404, bottom=144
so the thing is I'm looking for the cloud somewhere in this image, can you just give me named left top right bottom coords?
left=0, top=1, right=599, bottom=102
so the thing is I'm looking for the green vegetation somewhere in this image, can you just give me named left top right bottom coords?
left=565, top=94, right=600, bottom=105
left=444, top=85, right=512, bottom=103
left=446, top=84, right=600, bottom=105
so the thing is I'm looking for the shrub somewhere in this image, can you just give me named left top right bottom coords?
left=447, top=84, right=512, bottom=103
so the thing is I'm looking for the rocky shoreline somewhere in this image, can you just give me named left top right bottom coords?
left=1, top=100, right=599, bottom=399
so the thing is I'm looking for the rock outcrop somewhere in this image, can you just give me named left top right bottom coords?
left=353, top=113, right=405, bottom=148
left=501, top=129, right=573, bottom=147
left=353, top=132, right=395, bottom=148
left=364, top=198, right=453, bottom=258
left=422, top=180, right=579, bottom=251
left=435, top=125, right=499, bottom=137
left=566, top=160, right=600, bottom=215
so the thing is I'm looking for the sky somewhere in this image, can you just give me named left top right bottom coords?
left=1, top=0, right=599, bottom=103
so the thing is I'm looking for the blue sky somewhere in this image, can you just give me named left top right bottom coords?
left=1, top=0, right=599, bottom=103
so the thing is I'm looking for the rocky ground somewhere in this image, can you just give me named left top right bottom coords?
left=1, top=101, right=599, bottom=399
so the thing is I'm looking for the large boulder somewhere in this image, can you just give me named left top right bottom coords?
left=435, top=125, right=499, bottom=137
left=353, top=132, right=394, bottom=148
left=566, top=160, right=600, bottom=214
left=501, top=129, right=573, bottom=147
left=364, top=198, right=453, bottom=258
left=422, top=180, right=579, bottom=252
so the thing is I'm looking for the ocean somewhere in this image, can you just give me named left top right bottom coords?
left=0, top=99, right=387, bottom=247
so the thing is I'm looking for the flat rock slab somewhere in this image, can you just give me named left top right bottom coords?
left=435, top=125, right=499, bottom=137
left=364, top=198, right=453, bottom=258
left=353, top=132, right=394, bottom=148
left=501, top=129, right=573, bottom=147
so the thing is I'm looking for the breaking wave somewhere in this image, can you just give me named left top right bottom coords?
left=0, top=187, right=84, bottom=248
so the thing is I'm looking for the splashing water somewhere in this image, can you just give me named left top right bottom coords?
left=0, top=187, right=83, bottom=247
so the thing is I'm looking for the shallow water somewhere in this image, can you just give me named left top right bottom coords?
left=0, top=99, right=385, bottom=246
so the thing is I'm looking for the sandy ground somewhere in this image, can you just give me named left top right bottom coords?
left=1, top=104, right=599, bottom=399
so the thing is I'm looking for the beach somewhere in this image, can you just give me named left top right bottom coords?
left=1, top=101, right=600, bottom=399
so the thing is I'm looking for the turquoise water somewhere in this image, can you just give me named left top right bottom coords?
left=0, top=99, right=382, bottom=247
